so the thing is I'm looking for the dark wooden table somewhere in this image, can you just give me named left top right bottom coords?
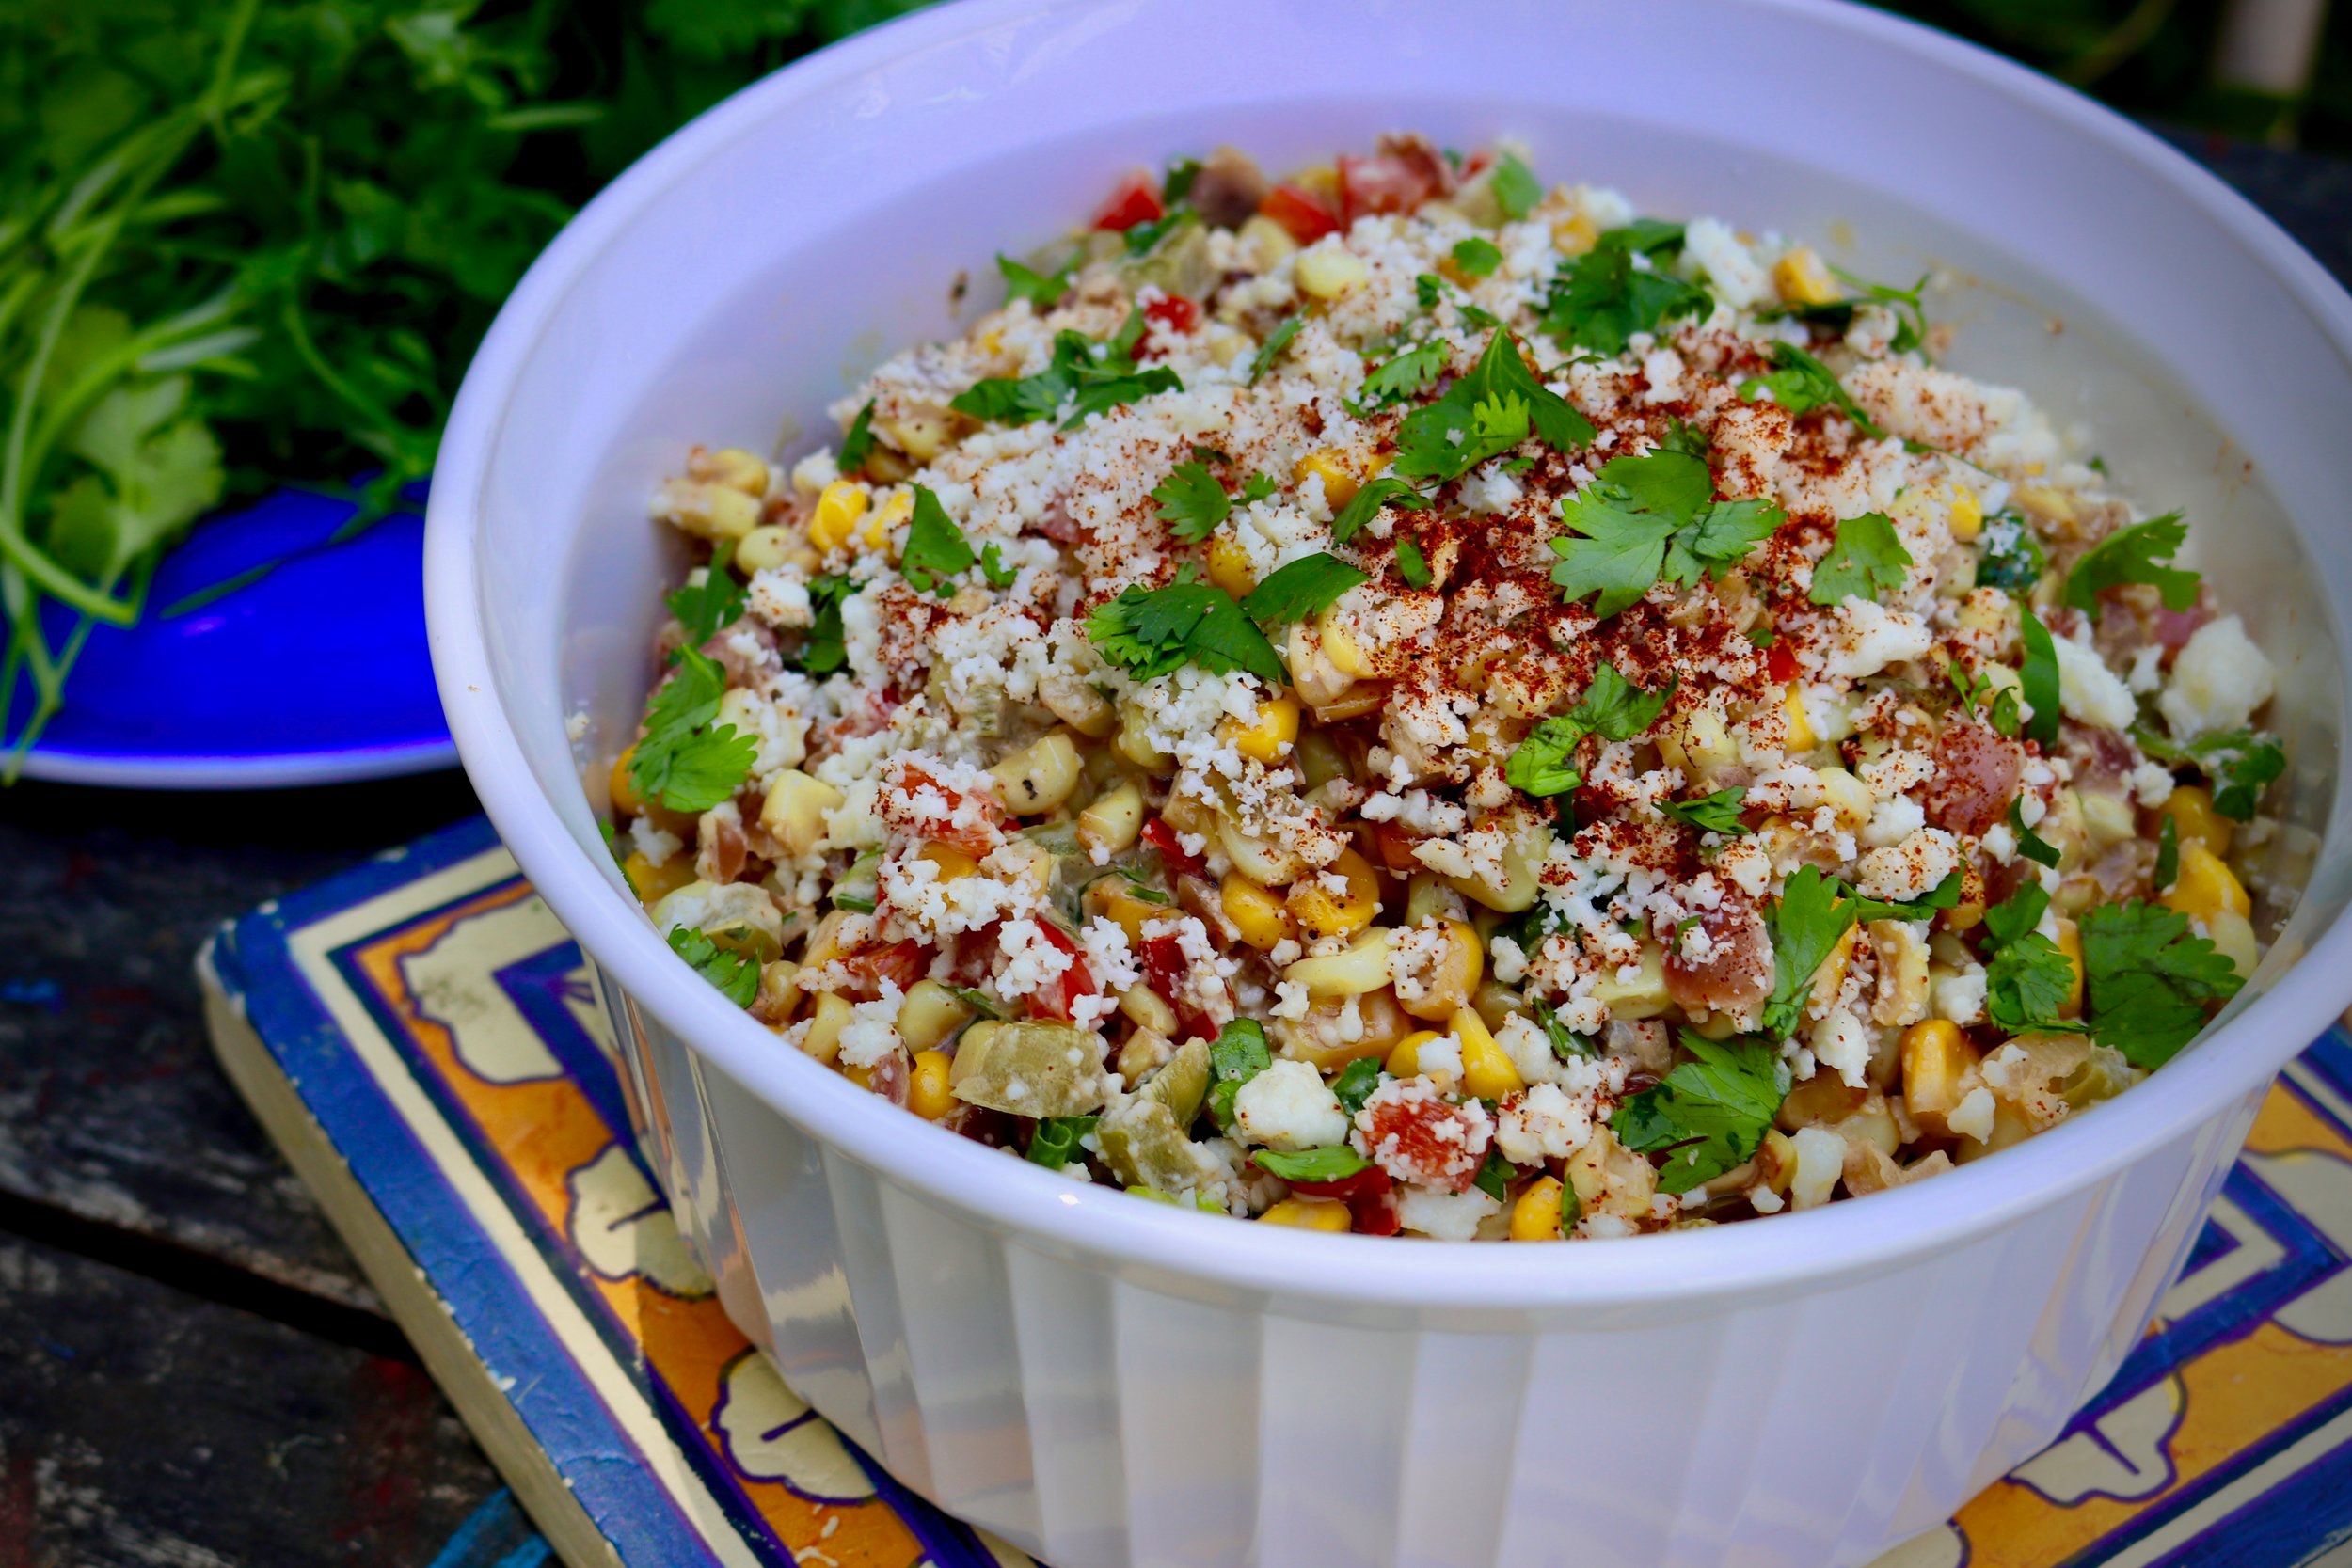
left=4, top=131, right=2350, bottom=1568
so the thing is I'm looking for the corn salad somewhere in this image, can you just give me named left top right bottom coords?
left=609, top=138, right=2287, bottom=1240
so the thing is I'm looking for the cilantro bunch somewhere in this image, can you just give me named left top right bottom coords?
left=1549, top=436, right=1783, bottom=618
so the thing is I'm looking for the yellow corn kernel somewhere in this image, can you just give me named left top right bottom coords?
left=866, top=488, right=911, bottom=549
left=610, top=747, right=644, bottom=816
left=1772, top=246, right=1840, bottom=307
left=808, top=480, right=870, bottom=553
left=916, top=842, right=979, bottom=882
left=2015, top=484, right=2077, bottom=526
left=2163, top=841, right=2251, bottom=924
left=1387, top=1028, right=1442, bottom=1079
left=1318, top=612, right=1374, bottom=679
left=1093, top=885, right=1171, bottom=947
left=701, top=448, right=770, bottom=496
left=802, top=991, right=854, bottom=1064
left=1219, top=693, right=1300, bottom=766
left=1260, top=1196, right=1353, bottom=1231
left=896, top=980, right=973, bottom=1053
left=1114, top=702, right=1173, bottom=771
left=759, top=768, right=844, bottom=858
left=1287, top=847, right=1380, bottom=941
left=1551, top=209, right=1598, bottom=255
left=1296, top=245, right=1370, bottom=300
left=621, top=850, right=696, bottom=905
left=1220, top=873, right=1292, bottom=951
left=2054, top=917, right=2086, bottom=1018
left=1509, top=1175, right=1567, bottom=1241
left=1948, top=486, right=1983, bottom=541
left=660, top=479, right=762, bottom=541
left=1399, top=919, right=1486, bottom=1022
left=757, top=958, right=803, bottom=1022
left=735, top=524, right=805, bottom=576
left=2161, top=784, right=2233, bottom=857
left=988, top=731, right=1084, bottom=816
left=1294, top=449, right=1360, bottom=511
left=1206, top=532, right=1259, bottom=596
left=1078, top=781, right=1145, bottom=855
left=1591, top=940, right=1673, bottom=1020
left=2206, top=908, right=2260, bottom=978
left=1782, top=683, right=1816, bottom=752
left=1899, top=1018, right=1976, bottom=1123
left=1119, top=983, right=1179, bottom=1037
left=1454, top=1006, right=1523, bottom=1101
left=909, top=1050, right=955, bottom=1120
left=1284, top=927, right=1396, bottom=997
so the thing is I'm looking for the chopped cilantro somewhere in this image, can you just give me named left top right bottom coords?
left=1452, top=236, right=1503, bottom=277
left=1205, top=1017, right=1273, bottom=1128
left=1027, top=1115, right=1099, bottom=1171
left=1949, top=661, right=2023, bottom=737
left=1981, top=882, right=2085, bottom=1036
left=1761, top=865, right=1857, bottom=1039
left=1330, top=475, right=1431, bottom=546
left=1161, top=156, right=1201, bottom=206
left=628, top=647, right=758, bottom=814
left=665, top=543, right=745, bottom=645
left=1549, top=443, right=1783, bottom=617
left=830, top=848, right=881, bottom=913
left=2010, top=794, right=2062, bottom=868
left=1240, top=553, right=1369, bottom=626
left=1248, top=311, right=1305, bottom=384
left=1843, top=869, right=1965, bottom=923
left=2080, top=900, right=2244, bottom=1068
left=1239, top=472, right=1278, bottom=505
left=978, top=543, right=1018, bottom=589
left=1123, top=207, right=1192, bottom=257
left=1331, top=1057, right=1383, bottom=1115
left=950, top=316, right=1182, bottom=430
left=1503, top=661, right=1672, bottom=798
left=1491, top=151, right=1543, bottom=222
left=899, top=485, right=977, bottom=596
left=1253, top=1146, right=1371, bottom=1182
left=1747, top=626, right=1775, bottom=648
left=1657, top=787, right=1749, bottom=836
left=1152, top=460, right=1236, bottom=542
left=1531, top=998, right=1596, bottom=1060
left=1738, top=342, right=1884, bottom=436
left=837, top=400, right=876, bottom=475
left=996, top=250, right=1077, bottom=309
left=2061, top=512, right=2197, bottom=620
left=1346, top=339, right=1447, bottom=416
left=2136, top=726, right=2286, bottom=821
left=666, top=927, right=759, bottom=1007
left=1974, top=514, right=2046, bottom=591
left=1472, top=1148, right=1516, bottom=1201
left=795, top=574, right=857, bottom=676
left=1394, top=536, right=1431, bottom=588
left=2154, top=814, right=2180, bottom=893
left=1809, top=513, right=1912, bottom=606
left=1393, top=329, right=1594, bottom=485
left=1756, top=268, right=1931, bottom=356
left=1086, top=575, right=1283, bottom=686
left=1610, top=1032, right=1790, bottom=1194
left=1539, top=222, right=1708, bottom=356
left=2018, top=608, right=2061, bottom=747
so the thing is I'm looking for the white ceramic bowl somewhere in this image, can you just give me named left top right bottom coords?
left=425, top=3, right=2352, bottom=1563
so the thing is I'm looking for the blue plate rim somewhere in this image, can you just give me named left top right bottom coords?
left=17, top=736, right=460, bottom=790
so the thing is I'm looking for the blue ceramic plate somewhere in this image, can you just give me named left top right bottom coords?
left=5, top=485, right=453, bottom=788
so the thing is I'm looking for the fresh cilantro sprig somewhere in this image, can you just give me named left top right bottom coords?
left=838, top=401, right=877, bottom=475
left=1503, top=662, right=1674, bottom=798
left=900, top=484, right=976, bottom=595
left=1088, top=575, right=1282, bottom=685
left=1491, top=152, right=1543, bottom=221
left=997, top=250, right=1078, bottom=309
left=1393, top=329, right=1595, bottom=485
left=666, top=543, right=746, bottom=645
left=1610, top=1032, right=1790, bottom=1194
left=1240, top=553, right=1370, bottom=626
left=950, top=313, right=1182, bottom=430
left=1761, top=865, right=1855, bottom=1039
left=2010, top=795, right=2062, bottom=868
left=1549, top=441, right=1783, bottom=617
left=1252, top=1146, right=1371, bottom=1182
left=1739, top=342, right=1884, bottom=437
left=1949, top=661, right=2023, bottom=737
left=2061, top=513, right=2197, bottom=620
left=2018, top=609, right=2062, bottom=747
left=2080, top=900, right=2244, bottom=1068
left=795, top=575, right=857, bottom=676
left=1452, top=236, right=1502, bottom=277
left=1540, top=222, right=1710, bottom=356
left=1346, top=340, right=1447, bottom=416
left=1809, top=513, right=1912, bottom=606
left=1394, top=537, right=1431, bottom=589
left=1980, top=881, right=2085, bottom=1037
left=1657, top=787, right=1750, bottom=836
left=1756, top=268, right=1931, bottom=356
left=1248, top=311, right=1305, bottom=384
left=666, top=927, right=760, bottom=1007
left=1330, top=476, right=1430, bottom=546
left=628, top=647, right=758, bottom=814
left=1331, top=1057, right=1383, bottom=1115
left=2135, top=726, right=2286, bottom=821
left=1206, top=1018, right=1273, bottom=1129
left=1152, top=461, right=1233, bottom=541
left=978, top=543, right=1018, bottom=589
left=2154, top=815, right=2180, bottom=893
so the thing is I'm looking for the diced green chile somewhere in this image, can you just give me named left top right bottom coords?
left=948, top=1022, right=1111, bottom=1117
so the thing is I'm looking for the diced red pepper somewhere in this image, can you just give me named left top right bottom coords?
left=1092, top=169, right=1165, bottom=233
left=1139, top=817, right=1205, bottom=879
left=1765, top=638, right=1799, bottom=685
left=1258, top=183, right=1340, bottom=245
left=1025, top=919, right=1099, bottom=1022
left=838, top=939, right=930, bottom=996
left=1138, top=929, right=1216, bottom=1043
left=896, top=763, right=1004, bottom=856
left=1136, top=293, right=1200, bottom=358
left=1337, top=150, right=1444, bottom=224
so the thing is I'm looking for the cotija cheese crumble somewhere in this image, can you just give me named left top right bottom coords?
left=610, top=138, right=2288, bottom=1241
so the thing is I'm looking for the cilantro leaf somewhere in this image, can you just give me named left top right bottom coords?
left=1843, top=869, right=1965, bottom=923
left=1347, top=340, right=1447, bottom=416
left=1975, top=514, right=2046, bottom=591
left=1206, top=1017, right=1274, bottom=1128
left=1503, top=716, right=1586, bottom=798
left=1503, top=661, right=1670, bottom=797
left=1540, top=224, right=1710, bottom=356
left=997, top=250, right=1077, bottom=309
left=1472, top=1147, right=1517, bottom=1202
left=1240, top=553, right=1369, bottom=626
left=2188, top=731, right=2285, bottom=821
left=1394, top=536, right=1430, bottom=588
left=1452, top=236, right=1502, bottom=277
left=2018, top=609, right=2061, bottom=747
left=1610, top=1032, right=1790, bottom=1194
left=1248, top=311, right=1305, bottom=385
left=1251, top=1146, right=1371, bottom=1182
left=1491, top=152, right=1543, bottom=222
left=900, top=484, right=976, bottom=595
left=666, top=544, right=746, bottom=645
left=1657, top=787, right=1749, bottom=836
left=978, top=543, right=1019, bottom=589
left=1761, top=865, right=1859, bottom=1039
left=629, top=647, right=758, bottom=814
left=2153, top=814, right=2180, bottom=893
left=795, top=575, right=857, bottom=676
left=1393, top=330, right=1594, bottom=485
left=2061, top=513, right=2198, bottom=620
left=1087, top=579, right=1283, bottom=685
left=2010, top=795, right=2062, bottom=868
left=1756, top=268, right=1931, bottom=356
left=1239, top=472, right=1278, bottom=505
left=1739, top=342, right=1884, bottom=436
left=1329, top=475, right=1430, bottom=546
left=1809, top=513, right=1912, bottom=606
left=666, top=927, right=759, bottom=1007
left=1152, top=460, right=1235, bottom=541
left=2080, top=900, right=2244, bottom=1069
left=1331, top=1057, right=1383, bottom=1115
left=838, top=400, right=877, bottom=475
left=951, top=320, right=1183, bottom=429
left=1981, top=882, right=2085, bottom=1036
left=1123, top=208, right=1193, bottom=257
left=1549, top=445, right=1782, bottom=617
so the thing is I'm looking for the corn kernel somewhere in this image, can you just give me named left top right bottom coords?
left=760, top=769, right=844, bottom=858
left=909, top=1050, right=955, bottom=1120
left=1221, top=873, right=1292, bottom=951
left=896, top=980, right=973, bottom=1053
left=1287, top=847, right=1380, bottom=940
left=1283, top=927, right=1396, bottom=997
left=1119, top=984, right=1179, bottom=1037
left=1294, top=449, right=1360, bottom=511
left=621, top=850, right=696, bottom=905
left=1551, top=210, right=1598, bottom=255
left=2015, top=484, right=2076, bottom=526
left=1296, top=245, right=1370, bottom=299
left=1319, top=612, right=1374, bottom=678
left=1772, top=246, right=1840, bottom=307
left=1509, top=1175, right=1567, bottom=1241
left=1387, top=1028, right=1442, bottom=1079
left=1899, top=1018, right=1976, bottom=1125
left=1092, top=884, right=1171, bottom=946
left=2163, top=841, right=2251, bottom=923
left=610, top=747, right=644, bottom=817
left=2206, top=908, right=2260, bottom=978
left=1260, top=1196, right=1353, bottom=1231
left=866, top=488, right=911, bottom=549
left=988, top=731, right=1084, bottom=816
left=1782, top=683, right=1816, bottom=752
left=2161, top=785, right=2233, bottom=857
left=1398, top=919, right=1485, bottom=1022
left=1948, top=485, right=1983, bottom=541
left=735, top=525, right=807, bottom=576
left=1078, top=782, right=1145, bottom=855
left=802, top=992, right=854, bottom=1064
left=1454, top=1006, right=1523, bottom=1100
left=2054, top=917, right=2086, bottom=1018
left=917, top=842, right=978, bottom=881
left=808, top=480, right=870, bottom=553
left=1206, top=532, right=1258, bottom=596
left=1219, top=693, right=1300, bottom=766
left=702, top=448, right=770, bottom=496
